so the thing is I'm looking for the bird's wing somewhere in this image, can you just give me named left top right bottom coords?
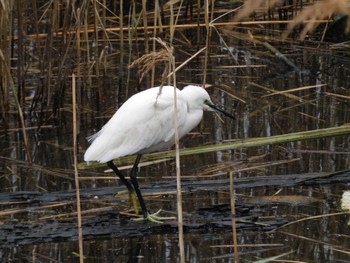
left=84, top=87, right=187, bottom=163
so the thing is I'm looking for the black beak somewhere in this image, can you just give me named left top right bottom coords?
left=207, top=102, right=235, bottom=119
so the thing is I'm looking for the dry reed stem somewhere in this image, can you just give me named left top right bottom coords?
left=202, top=0, right=211, bottom=87
left=250, top=82, right=304, bottom=102
left=198, top=158, right=301, bottom=176
left=263, top=84, right=328, bottom=97
left=72, top=72, right=84, bottom=262
left=17, top=20, right=330, bottom=40
left=272, top=211, right=350, bottom=232
left=324, top=92, right=350, bottom=100
left=0, top=156, right=74, bottom=180
left=160, top=2, right=184, bottom=259
left=39, top=206, right=116, bottom=220
left=168, top=21, right=186, bottom=263
left=211, top=243, right=284, bottom=248
left=281, top=230, right=350, bottom=256
left=0, top=202, right=74, bottom=217
left=166, top=46, right=207, bottom=79
left=151, top=0, right=160, bottom=87
left=229, top=172, right=239, bottom=262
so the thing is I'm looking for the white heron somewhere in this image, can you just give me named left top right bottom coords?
left=84, top=85, right=234, bottom=223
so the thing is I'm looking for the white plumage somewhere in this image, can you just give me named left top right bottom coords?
left=84, top=85, right=214, bottom=163
left=84, top=85, right=233, bottom=222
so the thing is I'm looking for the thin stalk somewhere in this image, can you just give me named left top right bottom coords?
left=119, top=0, right=124, bottom=96
left=169, top=1, right=175, bottom=45
left=84, top=0, right=91, bottom=86
left=169, top=2, right=185, bottom=262
left=93, top=0, right=100, bottom=80
left=274, top=211, right=350, bottom=232
left=166, top=46, right=207, bottom=80
left=202, top=0, right=210, bottom=86
left=173, top=73, right=185, bottom=263
left=20, top=20, right=331, bottom=40
left=230, top=172, right=239, bottom=262
left=73, top=73, right=84, bottom=263
left=74, top=8, right=84, bottom=262
left=0, top=0, right=10, bottom=127
left=142, top=0, right=149, bottom=53
left=151, top=0, right=159, bottom=87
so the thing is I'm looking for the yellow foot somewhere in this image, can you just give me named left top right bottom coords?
left=133, top=209, right=176, bottom=224
left=115, top=190, right=141, bottom=215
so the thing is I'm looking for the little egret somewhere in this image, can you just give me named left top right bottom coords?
left=84, top=85, right=234, bottom=223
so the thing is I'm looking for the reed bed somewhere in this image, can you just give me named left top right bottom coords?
left=1, top=0, right=346, bottom=127
left=1, top=0, right=350, bottom=262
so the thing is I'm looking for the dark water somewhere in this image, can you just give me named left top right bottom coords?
left=1, top=30, right=350, bottom=262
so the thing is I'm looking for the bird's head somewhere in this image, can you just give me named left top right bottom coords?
left=182, top=85, right=235, bottom=119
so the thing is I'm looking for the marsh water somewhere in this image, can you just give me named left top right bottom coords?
left=1, top=15, right=350, bottom=263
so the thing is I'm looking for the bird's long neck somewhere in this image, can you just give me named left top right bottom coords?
left=179, top=106, right=203, bottom=138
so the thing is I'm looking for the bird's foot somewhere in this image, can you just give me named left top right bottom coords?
left=133, top=209, right=176, bottom=224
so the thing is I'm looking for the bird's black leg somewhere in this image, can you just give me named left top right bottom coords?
left=107, top=161, right=134, bottom=193
left=128, top=154, right=148, bottom=218
left=107, top=160, right=142, bottom=214
left=109, top=157, right=175, bottom=223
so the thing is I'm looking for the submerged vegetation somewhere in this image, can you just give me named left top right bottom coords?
left=1, top=0, right=350, bottom=262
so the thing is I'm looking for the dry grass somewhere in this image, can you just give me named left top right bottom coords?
left=233, top=0, right=283, bottom=22
left=284, top=0, right=350, bottom=39
left=235, top=0, right=350, bottom=40
left=128, top=38, right=174, bottom=85
left=1, top=1, right=344, bottom=129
